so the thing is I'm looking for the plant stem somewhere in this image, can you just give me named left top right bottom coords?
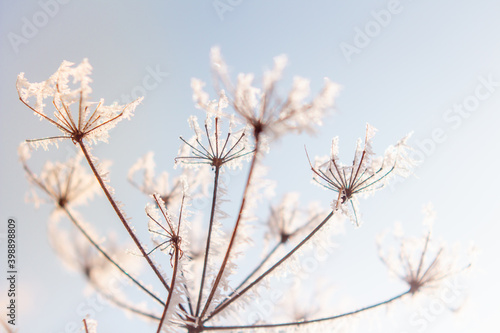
left=204, top=210, right=334, bottom=322
left=203, top=289, right=411, bottom=330
left=199, top=145, right=260, bottom=320
left=78, top=141, right=170, bottom=291
left=63, top=207, right=164, bottom=305
left=157, top=247, right=180, bottom=333
left=195, top=166, right=221, bottom=317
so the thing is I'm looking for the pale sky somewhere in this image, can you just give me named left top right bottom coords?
left=1, top=1, right=499, bottom=332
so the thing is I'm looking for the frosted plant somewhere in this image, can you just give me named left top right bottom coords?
left=176, top=114, right=252, bottom=170
left=208, top=47, right=341, bottom=144
left=16, top=52, right=471, bottom=333
left=19, top=144, right=100, bottom=220
left=377, top=205, right=472, bottom=295
left=309, top=123, right=414, bottom=225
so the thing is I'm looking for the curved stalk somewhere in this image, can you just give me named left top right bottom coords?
left=203, top=289, right=411, bottom=330
left=63, top=207, right=164, bottom=305
left=157, top=247, right=180, bottom=332
left=79, top=141, right=170, bottom=291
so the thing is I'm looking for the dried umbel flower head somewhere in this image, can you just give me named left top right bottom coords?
left=17, top=59, right=143, bottom=149
left=146, top=194, right=185, bottom=266
left=377, top=206, right=472, bottom=295
left=20, top=145, right=101, bottom=218
left=207, top=47, right=341, bottom=142
left=267, top=192, right=324, bottom=244
left=176, top=113, right=253, bottom=170
left=309, top=124, right=414, bottom=225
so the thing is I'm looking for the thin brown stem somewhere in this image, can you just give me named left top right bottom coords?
left=199, top=143, right=260, bottom=320
left=78, top=141, right=170, bottom=292
left=204, top=210, right=335, bottom=322
left=203, top=289, right=411, bottom=330
left=157, top=247, right=180, bottom=333
left=195, top=166, right=221, bottom=317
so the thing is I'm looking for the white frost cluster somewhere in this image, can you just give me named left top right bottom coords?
left=176, top=111, right=253, bottom=170
left=311, top=124, right=415, bottom=225
left=17, top=59, right=143, bottom=149
left=377, top=205, right=472, bottom=295
left=206, top=47, right=341, bottom=141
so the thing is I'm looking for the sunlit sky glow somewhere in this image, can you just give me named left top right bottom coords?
left=1, top=1, right=499, bottom=332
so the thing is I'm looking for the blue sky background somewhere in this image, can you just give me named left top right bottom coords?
left=1, top=0, right=499, bottom=332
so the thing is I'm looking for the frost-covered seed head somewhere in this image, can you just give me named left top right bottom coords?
left=17, top=59, right=143, bottom=149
